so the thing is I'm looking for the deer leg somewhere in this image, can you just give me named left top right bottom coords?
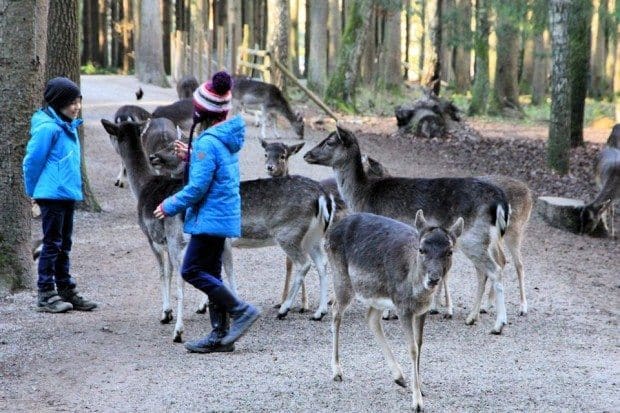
left=278, top=257, right=293, bottom=307
left=369, top=307, right=406, bottom=387
left=330, top=255, right=353, bottom=382
left=168, top=238, right=186, bottom=343
left=465, top=267, right=487, bottom=326
left=413, top=313, right=427, bottom=408
left=259, top=105, right=268, bottom=139
left=443, top=273, right=453, bottom=318
left=277, top=256, right=311, bottom=319
left=507, top=233, right=527, bottom=316
left=149, top=242, right=173, bottom=324
left=331, top=300, right=345, bottom=382
left=115, top=163, right=126, bottom=188
left=221, top=239, right=237, bottom=294
left=308, top=244, right=328, bottom=320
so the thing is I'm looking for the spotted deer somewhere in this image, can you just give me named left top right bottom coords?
left=305, top=126, right=511, bottom=334
left=327, top=210, right=463, bottom=411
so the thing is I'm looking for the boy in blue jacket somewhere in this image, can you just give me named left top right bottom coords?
left=154, top=72, right=260, bottom=353
left=23, top=77, right=97, bottom=313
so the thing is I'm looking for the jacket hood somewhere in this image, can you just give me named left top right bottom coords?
left=31, top=107, right=83, bottom=135
left=204, top=114, right=245, bottom=154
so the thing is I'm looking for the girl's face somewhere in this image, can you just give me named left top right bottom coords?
left=60, top=97, right=82, bottom=120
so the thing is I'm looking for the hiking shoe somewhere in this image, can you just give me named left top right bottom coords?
left=36, top=290, right=73, bottom=313
left=184, top=336, right=235, bottom=353
left=58, top=287, right=98, bottom=311
left=220, top=304, right=261, bottom=346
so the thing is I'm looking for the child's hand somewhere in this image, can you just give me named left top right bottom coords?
left=175, top=141, right=189, bottom=161
left=153, top=203, right=166, bottom=220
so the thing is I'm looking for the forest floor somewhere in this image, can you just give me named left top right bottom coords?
left=0, top=75, right=618, bottom=412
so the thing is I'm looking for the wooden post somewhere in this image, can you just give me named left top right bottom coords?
left=271, top=56, right=338, bottom=121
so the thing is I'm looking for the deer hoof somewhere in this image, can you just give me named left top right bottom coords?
left=114, top=180, right=120, bottom=187
left=490, top=326, right=504, bottom=335
left=479, top=308, right=488, bottom=314
left=161, top=310, right=173, bottom=324
left=195, top=306, right=206, bottom=314
left=429, top=309, right=440, bottom=315
left=333, top=373, right=343, bottom=382
left=298, top=307, right=306, bottom=313
left=277, top=310, right=289, bottom=320
left=273, top=303, right=282, bottom=309
left=465, top=315, right=477, bottom=326
left=311, top=312, right=326, bottom=321
left=394, top=377, right=407, bottom=388
left=173, top=332, right=183, bottom=343
left=443, top=313, right=453, bottom=319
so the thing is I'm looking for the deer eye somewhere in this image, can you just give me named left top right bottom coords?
left=419, top=248, right=427, bottom=255
left=264, top=154, right=267, bottom=158
left=279, top=155, right=286, bottom=161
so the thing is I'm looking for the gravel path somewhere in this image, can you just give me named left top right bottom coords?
left=0, top=75, right=617, bottom=412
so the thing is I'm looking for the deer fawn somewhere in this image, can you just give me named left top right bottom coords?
left=327, top=210, right=463, bottom=411
left=305, top=126, right=511, bottom=334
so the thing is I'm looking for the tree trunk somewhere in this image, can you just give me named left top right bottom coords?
left=469, top=0, right=490, bottom=115
left=441, top=0, right=455, bottom=86
left=162, top=0, right=172, bottom=75
left=325, top=0, right=375, bottom=107
left=121, top=0, right=134, bottom=74
left=81, top=0, right=101, bottom=66
left=268, top=0, right=290, bottom=91
left=615, top=2, right=620, bottom=122
left=360, top=6, right=377, bottom=84
left=0, top=0, right=48, bottom=294
left=421, top=0, right=442, bottom=95
left=605, top=0, right=617, bottom=97
left=308, top=1, right=329, bottom=93
left=328, top=0, right=343, bottom=75
left=589, top=0, right=608, bottom=98
left=568, top=0, right=592, bottom=147
left=489, top=0, right=525, bottom=117
left=46, top=0, right=101, bottom=213
left=548, top=0, right=571, bottom=175
left=531, top=0, right=550, bottom=105
left=227, top=0, right=242, bottom=74
left=289, top=0, right=301, bottom=77
left=453, top=0, right=472, bottom=92
left=136, top=0, right=170, bottom=86
left=98, top=0, right=109, bottom=67
left=379, top=1, right=402, bottom=89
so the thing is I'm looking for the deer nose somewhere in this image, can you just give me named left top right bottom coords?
left=267, top=164, right=275, bottom=171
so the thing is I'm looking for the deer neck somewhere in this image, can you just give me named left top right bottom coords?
left=334, top=149, right=369, bottom=212
left=119, top=139, right=152, bottom=199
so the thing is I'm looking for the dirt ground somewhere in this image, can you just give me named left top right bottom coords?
left=1, top=75, right=618, bottom=412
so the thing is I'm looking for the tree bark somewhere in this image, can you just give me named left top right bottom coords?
left=308, top=1, right=329, bottom=93
left=325, top=0, right=375, bottom=107
left=289, top=0, right=301, bottom=77
left=421, top=0, right=442, bottom=95
left=615, top=2, right=620, bottom=122
left=440, top=0, right=455, bottom=86
left=162, top=0, right=172, bottom=75
left=98, top=0, right=109, bottom=67
left=469, top=0, right=490, bottom=115
left=489, top=0, right=525, bottom=117
left=453, top=0, right=472, bottom=92
left=589, top=0, right=608, bottom=98
left=328, top=0, right=343, bottom=75
left=81, top=0, right=101, bottom=66
left=360, top=6, right=377, bottom=84
left=46, top=0, right=101, bottom=213
left=0, top=0, right=49, bottom=294
left=136, top=0, right=170, bottom=86
left=548, top=0, right=571, bottom=174
left=568, top=0, right=592, bottom=147
left=379, top=0, right=402, bottom=89
left=531, top=0, right=550, bottom=105
left=268, top=0, right=290, bottom=91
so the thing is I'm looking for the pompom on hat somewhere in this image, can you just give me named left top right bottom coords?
left=192, top=71, right=233, bottom=123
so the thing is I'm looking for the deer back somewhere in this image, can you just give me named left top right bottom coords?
left=152, top=99, right=193, bottom=133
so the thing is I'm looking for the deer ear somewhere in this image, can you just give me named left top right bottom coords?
left=259, top=138, right=268, bottom=149
left=450, top=217, right=465, bottom=240
left=295, top=112, right=303, bottom=121
left=288, top=142, right=305, bottom=155
left=101, top=119, right=119, bottom=136
left=414, top=209, right=427, bottom=232
left=335, top=125, right=355, bottom=146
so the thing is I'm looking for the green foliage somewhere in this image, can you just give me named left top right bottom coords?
left=80, top=62, right=122, bottom=75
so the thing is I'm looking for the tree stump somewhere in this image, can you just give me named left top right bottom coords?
left=536, top=196, right=608, bottom=237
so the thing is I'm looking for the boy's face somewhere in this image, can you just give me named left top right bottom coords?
left=60, top=97, right=82, bottom=120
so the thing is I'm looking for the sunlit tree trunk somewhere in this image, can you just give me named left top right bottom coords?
left=290, top=0, right=301, bottom=77
left=328, top=0, right=343, bottom=75
left=548, top=0, right=571, bottom=174
left=441, top=0, right=455, bottom=86
left=589, top=0, right=608, bottom=98
left=454, top=0, right=472, bottom=92
left=615, top=2, right=620, bottom=122
left=379, top=0, right=403, bottom=89
left=489, top=0, right=525, bottom=117
left=308, top=1, right=328, bottom=93
left=469, top=0, right=490, bottom=115
left=421, top=0, right=442, bottom=95
left=268, top=0, right=290, bottom=91
left=136, top=0, right=170, bottom=86
left=568, top=0, right=592, bottom=147
left=531, top=0, right=549, bottom=105
left=0, top=0, right=48, bottom=293
left=325, top=0, right=375, bottom=107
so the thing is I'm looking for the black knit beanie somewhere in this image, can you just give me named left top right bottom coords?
left=44, top=77, right=81, bottom=111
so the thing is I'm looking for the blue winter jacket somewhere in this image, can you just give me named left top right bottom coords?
left=162, top=115, right=245, bottom=237
left=23, top=107, right=84, bottom=201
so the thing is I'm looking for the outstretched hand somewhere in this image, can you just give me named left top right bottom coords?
left=154, top=203, right=166, bottom=220
left=175, top=140, right=189, bottom=161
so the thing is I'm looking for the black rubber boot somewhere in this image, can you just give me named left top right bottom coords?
left=185, top=303, right=235, bottom=353
left=58, top=287, right=98, bottom=311
left=207, top=285, right=261, bottom=346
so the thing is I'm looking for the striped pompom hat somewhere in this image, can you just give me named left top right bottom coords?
left=192, top=71, right=233, bottom=123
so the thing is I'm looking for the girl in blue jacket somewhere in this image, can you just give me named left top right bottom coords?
left=155, top=72, right=260, bottom=353
left=23, top=77, right=97, bottom=313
